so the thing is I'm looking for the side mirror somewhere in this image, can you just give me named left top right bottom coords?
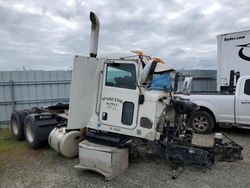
left=183, top=76, right=193, bottom=95
left=140, top=60, right=156, bottom=85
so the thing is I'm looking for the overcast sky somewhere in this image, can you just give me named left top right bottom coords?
left=0, top=0, right=249, bottom=70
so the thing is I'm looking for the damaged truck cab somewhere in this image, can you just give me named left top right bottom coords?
left=67, top=55, right=171, bottom=141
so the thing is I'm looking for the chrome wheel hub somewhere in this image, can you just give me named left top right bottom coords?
left=12, top=120, right=18, bottom=135
left=193, top=115, right=208, bottom=130
left=26, top=121, right=34, bottom=143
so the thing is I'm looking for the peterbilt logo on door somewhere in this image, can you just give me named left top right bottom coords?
left=236, top=43, right=250, bottom=61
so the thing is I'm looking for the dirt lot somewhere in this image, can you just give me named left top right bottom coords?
left=1, top=127, right=250, bottom=188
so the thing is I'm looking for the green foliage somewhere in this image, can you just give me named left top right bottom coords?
left=0, top=128, right=28, bottom=153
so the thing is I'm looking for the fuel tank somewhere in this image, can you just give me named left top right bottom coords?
left=48, top=127, right=82, bottom=158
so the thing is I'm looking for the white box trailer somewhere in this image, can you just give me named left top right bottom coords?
left=217, top=30, right=250, bottom=91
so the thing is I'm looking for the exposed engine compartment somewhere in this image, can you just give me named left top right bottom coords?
left=83, top=96, right=243, bottom=168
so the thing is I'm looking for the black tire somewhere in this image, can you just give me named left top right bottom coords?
left=188, top=111, right=214, bottom=134
left=24, top=115, right=44, bottom=149
left=10, top=110, right=27, bottom=140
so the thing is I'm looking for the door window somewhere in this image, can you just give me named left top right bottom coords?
left=121, top=102, right=134, bottom=125
left=105, top=63, right=136, bottom=90
left=244, top=79, right=250, bottom=95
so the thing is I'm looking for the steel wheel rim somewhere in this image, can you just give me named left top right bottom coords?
left=12, top=119, right=18, bottom=135
left=26, top=121, right=34, bottom=143
left=193, top=115, right=208, bottom=131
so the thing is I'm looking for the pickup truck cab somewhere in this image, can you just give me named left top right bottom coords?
left=179, top=76, right=250, bottom=133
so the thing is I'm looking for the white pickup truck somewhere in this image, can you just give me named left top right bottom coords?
left=180, top=76, right=250, bottom=133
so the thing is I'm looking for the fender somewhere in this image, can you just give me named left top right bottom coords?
left=187, top=99, right=218, bottom=122
left=174, top=94, right=218, bottom=122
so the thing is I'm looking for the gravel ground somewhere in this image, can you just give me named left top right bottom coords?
left=1, top=127, right=250, bottom=188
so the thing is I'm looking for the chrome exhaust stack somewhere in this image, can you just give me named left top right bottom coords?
left=89, top=12, right=100, bottom=58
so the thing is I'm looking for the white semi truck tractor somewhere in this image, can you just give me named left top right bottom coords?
left=10, top=12, right=243, bottom=180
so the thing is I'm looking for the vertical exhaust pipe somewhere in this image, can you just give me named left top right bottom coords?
left=89, top=12, right=100, bottom=58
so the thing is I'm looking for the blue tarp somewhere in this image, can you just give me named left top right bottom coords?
left=151, top=72, right=172, bottom=91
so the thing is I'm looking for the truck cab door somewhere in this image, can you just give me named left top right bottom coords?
left=236, top=78, right=250, bottom=125
left=99, top=60, right=139, bottom=129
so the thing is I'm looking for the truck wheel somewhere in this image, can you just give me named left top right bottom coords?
left=10, top=110, right=26, bottom=140
left=24, top=115, right=43, bottom=149
left=188, top=111, right=214, bottom=134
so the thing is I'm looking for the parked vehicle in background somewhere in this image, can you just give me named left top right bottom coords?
left=179, top=30, right=250, bottom=133
left=179, top=75, right=250, bottom=133
left=217, top=30, right=250, bottom=92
